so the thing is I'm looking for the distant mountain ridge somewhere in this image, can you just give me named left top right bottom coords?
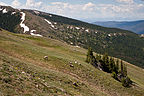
left=93, top=20, right=144, bottom=34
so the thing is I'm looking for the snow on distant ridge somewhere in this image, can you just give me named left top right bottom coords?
left=20, top=12, right=42, bottom=37
left=0, top=8, right=3, bottom=11
left=44, top=19, right=52, bottom=25
left=11, top=12, right=16, bottom=15
left=49, top=15, right=52, bottom=17
left=30, top=30, right=43, bottom=37
left=2, top=8, right=8, bottom=13
left=44, top=19, right=57, bottom=29
left=20, top=12, right=30, bottom=33
left=75, top=27, right=80, bottom=30
left=34, top=10, right=40, bottom=14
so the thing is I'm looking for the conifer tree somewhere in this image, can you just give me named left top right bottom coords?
left=86, top=47, right=97, bottom=67
left=109, top=57, right=114, bottom=72
left=86, top=47, right=93, bottom=63
left=120, top=60, right=124, bottom=76
left=115, top=59, right=119, bottom=74
left=123, top=64, right=127, bottom=77
left=102, top=53, right=110, bottom=72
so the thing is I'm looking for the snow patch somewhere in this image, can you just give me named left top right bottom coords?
left=2, top=8, right=8, bottom=14
left=34, top=10, right=40, bottom=14
left=44, top=19, right=52, bottom=25
left=49, top=15, right=52, bottom=17
left=30, top=30, right=43, bottom=37
left=44, top=19, right=57, bottom=29
left=75, top=27, right=80, bottom=30
left=70, top=42, right=73, bottom=45
left=0, top=8, right=3, bottom=11
left=11, top=12, right=16, bottom=15
left=85, top=29, right=89, bottom=32
left=75, top=46, right=80, bottom=48
left=108, top=34, right=111, bottom=37
left=20, top=12, right=30, bottom=33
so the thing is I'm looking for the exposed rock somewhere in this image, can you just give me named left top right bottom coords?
left=44, top=56, right=48, bottom=60
left=70, top=64, right=74, bottom=67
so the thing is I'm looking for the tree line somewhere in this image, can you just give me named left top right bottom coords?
left=86, top=47, right=132, bottom=87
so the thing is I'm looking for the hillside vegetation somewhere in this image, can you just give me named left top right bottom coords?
left=0, top=6, right=144, bottom=68
left=0, top=29, right=144, bottom=96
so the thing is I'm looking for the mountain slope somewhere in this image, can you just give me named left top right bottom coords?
left=93, top=20, right=144, bottom=34
left=0, top=29, right=144, bottom=96
left=0, top=5, right=144, bottom=68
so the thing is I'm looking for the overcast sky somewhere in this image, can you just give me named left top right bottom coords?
left=0, top=0, right=144, bottom=22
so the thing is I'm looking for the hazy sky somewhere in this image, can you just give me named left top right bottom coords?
left=0, top=0, right=144, bottom=22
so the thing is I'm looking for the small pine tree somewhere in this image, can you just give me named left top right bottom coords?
left=102, top=53, right=110, bottom=72
left=123, top=64, right=127, bottom=77
left=115, top=59, right=119, bottom=74
left=120, top=60, right=124, bottom=76
left=86, top=47, right=93, bottom=63
left=112, top=72, right=117, bottom=79
left=122, top=77, right=132, bottom=87
left=96, top=54, right=101, bottom=61
left=86, top=47, right=97, bottom=67
left=109, top=57, right=114, bottom=72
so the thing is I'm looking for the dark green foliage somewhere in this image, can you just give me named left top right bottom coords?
left=0, top=11, right=21, bottom=32
left=86, top=47, right=93, bottom=63
left=86, top=47, right=97, bottom=67
left=115, top=59, right=119, bottom=74
left=112, top=72, right=117, bottom=79
left=120, top=61, right=127, bottom=77
left=102, top=53, right=110, bottom=72
left=121, top=77, right=132, bottom=87
left=86, top=48, right=132, bottom=87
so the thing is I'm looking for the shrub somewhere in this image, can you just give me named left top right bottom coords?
left=121, top=77, right=132, bottom=87
left=112, top=72, right=117, bottom=79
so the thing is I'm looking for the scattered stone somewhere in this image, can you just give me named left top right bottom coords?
left=74, top=61, right=78, bottom=64
left=22, top=71, right=25, bottom=74
left=36, top=85, right=39, bottom=88
left=70, top=64, right=74, bottom=67
left=44, top=56, right=48, bottom=60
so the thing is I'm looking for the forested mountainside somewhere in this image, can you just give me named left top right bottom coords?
left=0, top=5, right=144, bottom=68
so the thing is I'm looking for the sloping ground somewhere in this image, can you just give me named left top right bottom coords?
left=0, top=6, right=144, bottom=68
left=0, top=29, right=144, bottom=96
left=21, top=9, right=144, bottom=68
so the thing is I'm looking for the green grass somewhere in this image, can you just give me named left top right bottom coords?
left=0, top=30, right=144, bottom=96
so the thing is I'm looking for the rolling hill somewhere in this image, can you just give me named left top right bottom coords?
left=0, top=5, right=144, bottom=68
left=0, top=29, right=144, bottom=96
left=93, top=20, right=144, bottom=34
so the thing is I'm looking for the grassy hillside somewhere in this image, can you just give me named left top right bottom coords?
left=0, top=29, right=144, bottom=96
left=21, top=9, right=144, bottom=68
left=0, top=6, right=144, bottom=68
